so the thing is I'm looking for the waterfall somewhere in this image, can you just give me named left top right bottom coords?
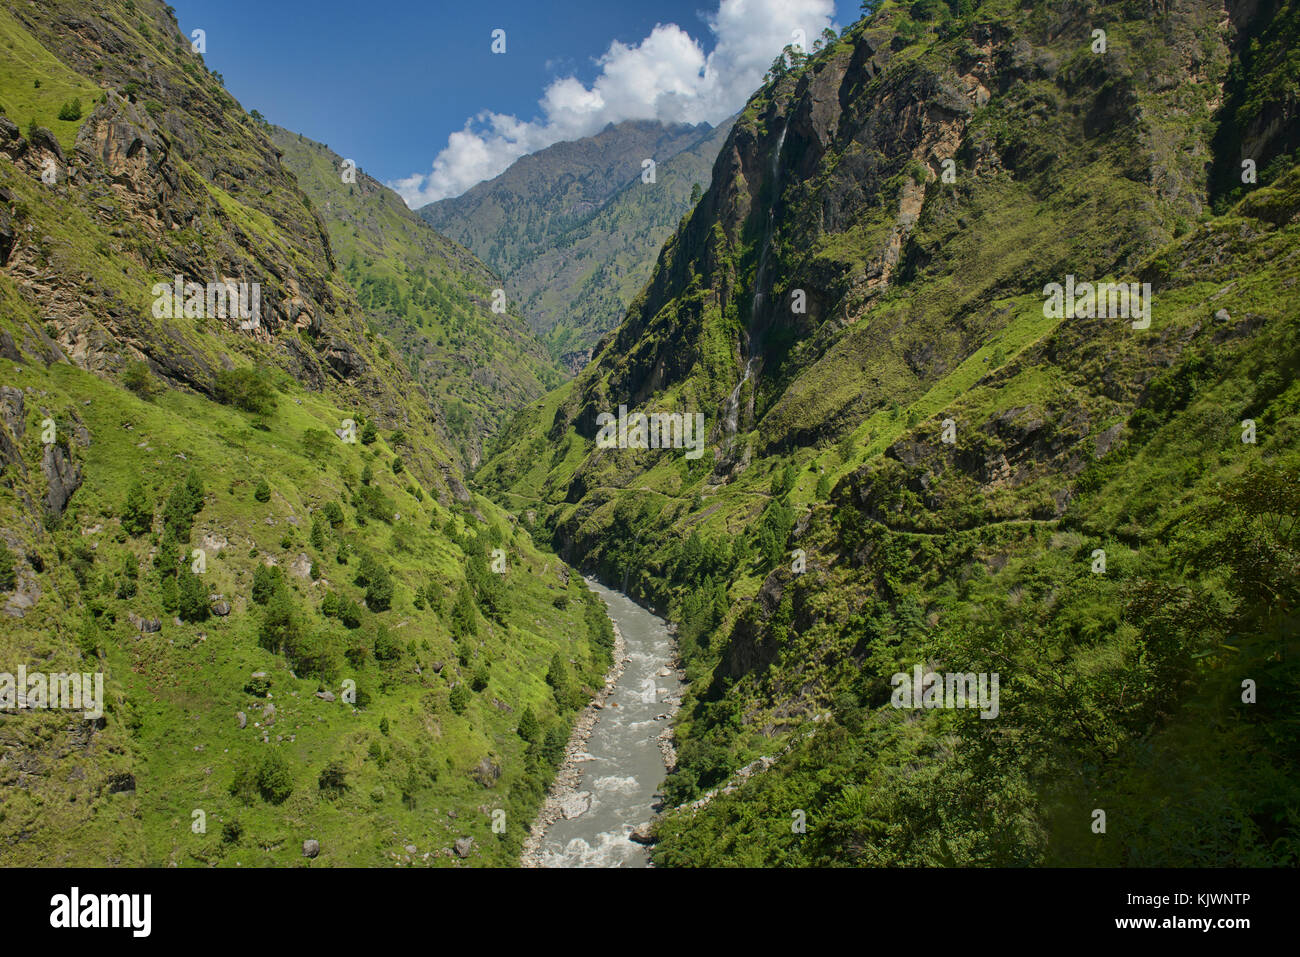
left=723, top=355, right=756, bottom=435
left=725, top=121, right=788, bottom=441
left=749, top=123, right=788, bottom=319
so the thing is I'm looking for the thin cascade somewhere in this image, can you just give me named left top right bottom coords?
left=726, top=121, right=788, bottom=440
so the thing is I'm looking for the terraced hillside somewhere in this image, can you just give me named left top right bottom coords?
left=478, top=0, right=1300, bottom=865
left=0, top=0, right=610, bottom=866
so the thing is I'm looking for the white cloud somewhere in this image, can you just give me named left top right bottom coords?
left=391, top=0, right=836, bottom=207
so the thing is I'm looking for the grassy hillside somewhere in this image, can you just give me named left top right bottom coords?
left=478, top=0, right=1300, bottom=866
left=270, top=127, right=564, bottom=469
left=0, top=0, right=610, bottom=866
left=421, top=119, right=733, bottom=365
left=514, top=119, right=737, bottom=365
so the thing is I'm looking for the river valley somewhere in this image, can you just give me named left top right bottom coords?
left=528, top=580, right=682, bottom=867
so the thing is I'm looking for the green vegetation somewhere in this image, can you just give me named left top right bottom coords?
left=269, top=128, right=565, bottom=468
left=479, top=0, right=1300, bottom=866
left=0, top=0, right=612, bottom=868
left=420, top=118, right=736, bottom=363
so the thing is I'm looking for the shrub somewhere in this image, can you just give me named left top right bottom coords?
left=176, top=569, right=209, bottom=622
left=301, top=428, right=334, bottom=464
left=255, top=751, right=293, bottom=804
left=162, top=470, right=204, bottom=541
left=310, top=517, right=327, bottom=550
left=354, top=554, right=393, bottom=611
left=354, top=484, right=395, bottom=523
left=343, top=634, right=369, bottom=668
left=115, top=551, right=138, bottom=599
left=214, top=366, right=277, bottom=415
left=56, top=98, right=82, bottom=121
left=286, top=629, right=341, bottom=683
left=121, top=481, right=153, bottom=536
left=542, top=723, right=568, bottom=764
left=251, top=563, right=283, bottom=604
left=372, top=624, right=402, bottom=661
left=449, top=682, right=470, bottom=715
left=257, top=588, right=298, bottom=654
left=338, top=597, right=362, bottom=629
left=321, top=501, right=344, bottom=527
left=253, top=478, right=271, bottom=503
left=122, top=360, right=159, bottom=399
left=318, top=760, right=349, bottom=796
left=320, top=591, right=340, bottom=618
left=244, top=673, right=272, bottom=696
left=517, top=707, right=539, bottom=742
left=159, top=573, right=178, bottom=612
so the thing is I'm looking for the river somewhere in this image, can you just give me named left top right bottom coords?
left=530, top=579, right=681, bottom=867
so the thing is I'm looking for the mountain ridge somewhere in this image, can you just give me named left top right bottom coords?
left=477, top=0, right=1300, bottom=866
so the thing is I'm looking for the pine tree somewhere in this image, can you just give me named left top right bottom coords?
left=517, top=707, right=539, bottom=742
left=122, top=481, right=153, bottom=536
left=177, top=569, right=209, bottom=622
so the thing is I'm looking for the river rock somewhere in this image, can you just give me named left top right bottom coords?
left=630, top=823, right=656, bottom=845
left=559, top=791, right=591, bottom=820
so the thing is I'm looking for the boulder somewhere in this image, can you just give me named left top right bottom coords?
left=559, top=791, right=591, bottom=820
left=630, top=823, right=656, bottom=845
left=453, top=837, right=473, bottom=859
left=471, top=755, right=501, bottom=788
left=42, top=442, right=83, bottom=518
left=303, top=839, right=320, bottom=858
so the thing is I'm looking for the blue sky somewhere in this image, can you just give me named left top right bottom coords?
left=169, top=0, right=859, bottom=206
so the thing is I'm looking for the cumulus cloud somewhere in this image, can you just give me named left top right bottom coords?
left=390, top=0, right=836, bottom=207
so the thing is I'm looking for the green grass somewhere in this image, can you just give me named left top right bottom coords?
left=0, top=7, right=102, bottom=149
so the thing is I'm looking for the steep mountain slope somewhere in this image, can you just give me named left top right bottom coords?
left=421, top=119, right=732, bottom=365
left=270, top=127, right=564, bottom=469
left=509, top=119, right=736, bottom=369
left=0, top=0, right=610, bottom=866
left=479, top=0, right=1300, bottom=865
